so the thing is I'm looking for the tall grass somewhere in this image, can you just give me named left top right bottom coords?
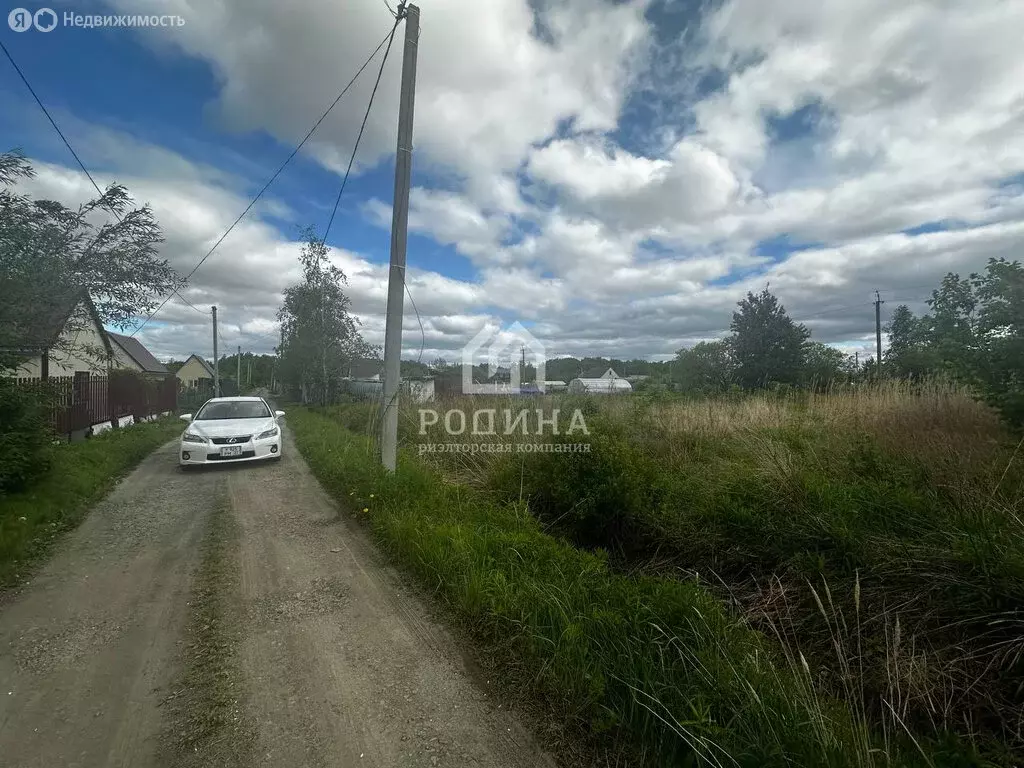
left=429, top=381, right=1022, bottom=764
left=290, top=403, right=986, bottom=767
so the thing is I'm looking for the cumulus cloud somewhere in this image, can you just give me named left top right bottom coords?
left=102, top=0, right=651, bottom=185
left=14, top=0, right=1024, bottom=364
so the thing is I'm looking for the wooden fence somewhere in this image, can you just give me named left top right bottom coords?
left=13, top=372, right=177, bottom=437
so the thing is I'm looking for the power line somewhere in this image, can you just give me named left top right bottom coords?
left=1, top=38, right=101, bottom=198
left=2, top=35, right=209, bottom=319
left=129, top=22, right=401, bottom=338
left=404, top=277, right=426, bottom=364
left=1, top=37, right=207, bottom=318
left=321, top=16, right=401, bottom=246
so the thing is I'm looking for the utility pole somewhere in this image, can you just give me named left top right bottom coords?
left=212, top=306, right=220, bottom=397
left=237, top=346, right=242, bottom=394
left=247, top=356, right=252, bottom=388
left=874, top=290, right=884, bottom=378
left=381, top=2, right=420, bottom=472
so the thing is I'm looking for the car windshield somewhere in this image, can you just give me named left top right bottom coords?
left=195, top=401, right=271, bottom=421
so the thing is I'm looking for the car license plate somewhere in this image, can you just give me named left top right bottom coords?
left=220, top=445, right=243, bottom=457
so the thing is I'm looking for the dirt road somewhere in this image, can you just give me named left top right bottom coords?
left=0, top=434, right=554, bottom=768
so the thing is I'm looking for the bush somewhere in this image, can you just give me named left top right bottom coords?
left=288, top=407, right=952, bottom=767
left=482, top=403, right=1024, bottom=764
left=0, top=378, right=54, bottom=495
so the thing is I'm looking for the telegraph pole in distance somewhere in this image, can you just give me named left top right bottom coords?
left=237, top=345, right=242, bottom=394
left=212, top=305, right=220, bottom=397
left=381, top=3, right=420, bottom=472
left=874, top=290, right=884, bottom=378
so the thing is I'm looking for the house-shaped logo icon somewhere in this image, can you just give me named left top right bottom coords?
left=461, top=322, right=546, bottom=395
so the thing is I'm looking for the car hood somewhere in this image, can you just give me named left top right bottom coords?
left=184, top=418, right=276, bottom=439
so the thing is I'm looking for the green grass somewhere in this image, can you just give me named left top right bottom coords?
left=288, top=406, right=956, bottom=768
left=0, top=418, right=182, bottom=586
left=471, top=389, right=1024, bottom=764
left=159, top=496, right=253, bottom=767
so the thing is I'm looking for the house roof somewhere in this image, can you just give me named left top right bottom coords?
left=580, top=367, right=618, bottom=379
left=1, top=286, right=79, bottom=351
left=180, top=353, right=216, bottom=377
left=0, top=287, right=112, bottom=358
left=346, top=358, right=383, bottom=379
left=571, top=377, right=632, bottom=391
left=108, top=332, right=168, bottom=374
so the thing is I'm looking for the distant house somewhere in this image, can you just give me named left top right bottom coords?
left=176, top=354, right=216, bottom=388
left=404, top=377, right=435, bottom=404
left=107, top=332, right=169, bottom=380
left=345, top=358, right=383, bottom=381
left=1, top=287, right=113, bottom=379
left=580, top=367, right=621, bottom=380
left=568, top=377, right=633, bottom=395
left=538, top=380, right=568, bottom=392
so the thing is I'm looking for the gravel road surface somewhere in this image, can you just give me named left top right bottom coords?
left=0, top=433, right=554, bottom=768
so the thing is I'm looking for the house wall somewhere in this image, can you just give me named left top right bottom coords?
left=13, top=304, right=109, bottom=378
left=406, top=379, right=434, bottom=404
left=176, top=357, right=213, bottom=388
left=569, top=378, right=632, bottom=394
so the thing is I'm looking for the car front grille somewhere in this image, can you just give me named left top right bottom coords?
left=207, top=450, right=256, bottom=461
left=210, top=435, right=252, bottom=445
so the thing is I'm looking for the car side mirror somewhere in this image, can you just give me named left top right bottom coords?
left=180, top=414, right=193, bottom=422
left=275, top=410, right=286, bottom=418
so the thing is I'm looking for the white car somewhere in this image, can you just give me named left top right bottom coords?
left=179, top=396, right=284, bottom=468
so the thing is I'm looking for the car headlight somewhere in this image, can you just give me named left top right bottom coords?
left=182, top=432, right=206, bottom=443
left=257, top=427, right=279, bottom=440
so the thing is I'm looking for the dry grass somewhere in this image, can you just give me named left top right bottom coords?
left=315, top=380, right=1024, bottom=761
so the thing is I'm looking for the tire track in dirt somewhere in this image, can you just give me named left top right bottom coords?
left=0, top=429, right=555, bottom=768
left=0, top=441, right=221, bottom=768
left=226, top=431, right=555, bottom=768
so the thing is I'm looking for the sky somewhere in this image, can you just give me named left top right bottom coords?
left=2, top=0, right=1023, bottom=364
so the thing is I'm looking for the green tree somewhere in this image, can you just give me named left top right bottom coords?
left=972, top=258, right=1024, bottom=424
left=919, top=273, right=981, bottom=381
left=0, top=150, right=175, bottom=372
left=729, top=289, right=810, bottom=389
left=802, top=342, right=847, bottom=390
left=277, top=229, right=374, bottom=405
left=884, top=305, right=939, bottom=378
left=674, top=341, right=734, bottom=393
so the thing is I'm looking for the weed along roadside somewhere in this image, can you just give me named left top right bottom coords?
left=159, top=496, right=253, bottom=767
left=480, top=389, right=1024, bottom=765
left=0, top=417, right=183, bottom=587
left=288, top=406, right=945, bottom=767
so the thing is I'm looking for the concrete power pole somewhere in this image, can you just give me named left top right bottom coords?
left=237, top=345, right=242, bottom=394
left=381, top=3, right=420, bottom=472
left=874, top=290, right=884, bottom=378
left=212, top=305, right=220, bottom=398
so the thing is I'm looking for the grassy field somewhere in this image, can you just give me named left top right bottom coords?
left=0, top=417, right=182, bottom=586
left=291, top=381, right=1023, bottom=766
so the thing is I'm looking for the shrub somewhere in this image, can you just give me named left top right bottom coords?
left=0, top=378, right=54, bottom=495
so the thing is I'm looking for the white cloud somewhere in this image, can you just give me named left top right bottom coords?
left=103, top=0, right=651, bottom=188
left=14, top=0, right=1024, bottom=363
